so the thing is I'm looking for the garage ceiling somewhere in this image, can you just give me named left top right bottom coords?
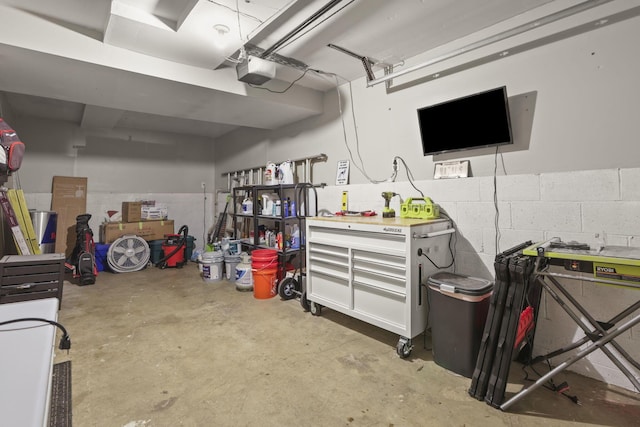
left=0, top=0, right=607, bottom=140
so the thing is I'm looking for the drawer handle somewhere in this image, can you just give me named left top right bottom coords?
left=309, top=256, right=349, bottom=269
left=353, top=280, right=406, bottom=298
left=352, top=266, right=405, bottom=282
left=412, top=228, right=455, bottom=239
left=309, top=247, right=348, bottom=258
left=310, top=268, right=349, bottom=282
left=352, top=255, right=405, bottom=271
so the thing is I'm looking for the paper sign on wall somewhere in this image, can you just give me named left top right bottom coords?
left=434, top=160, right=470, bottom=179
left=336, top=160, right=349, bottom=185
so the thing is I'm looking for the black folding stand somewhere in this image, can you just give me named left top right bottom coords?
left=469, top=241, right=543, bottom=408
left=500, top=240, right=640, bottom=410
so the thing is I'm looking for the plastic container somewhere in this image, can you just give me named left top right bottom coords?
left=251, top=249, right=278, bottom=299
left=278, top=160, right=294, bottom=184
left=95, top=243, right=110, bottom=272
left=235, top=253, right=253, bottom=291
left=202, top=251, right=224, bottom=283
left=224, top=252, right=242, bottom=282
left=149, top=239, right=165, bottom=265
left=227, top=240, right=241, bottom=255
left=185, top=235, right=196, bottom=261
left=264, top=162, right=277, bottom=185
left=427, top=272, right=493, bottom=378
left=242, top=196, right=253, bottom=214
left=261, top=193, right=274, bottom=216
left=290, top=224, right=300, bottom=249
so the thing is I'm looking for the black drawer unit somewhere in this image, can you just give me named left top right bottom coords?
left=0, top=254, right=65, bottom=308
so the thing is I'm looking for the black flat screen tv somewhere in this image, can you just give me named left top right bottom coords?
left=418, top=86, right=513, bottom=156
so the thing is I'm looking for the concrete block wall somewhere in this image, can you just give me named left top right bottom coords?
left=24, top=192, right=214, bottom=255
left=314, top=166, right=639, bottom=391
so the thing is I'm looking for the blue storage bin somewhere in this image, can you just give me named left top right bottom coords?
left=95, top=243, right=111, bottom=272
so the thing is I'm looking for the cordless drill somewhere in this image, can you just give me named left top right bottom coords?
left=381, top=192, right=398, bottom=218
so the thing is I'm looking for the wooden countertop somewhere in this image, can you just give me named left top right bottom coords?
left=307, top=215, right=449, bottom=227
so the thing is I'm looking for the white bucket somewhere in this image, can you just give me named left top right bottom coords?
left=202, top=251, right=224, bottom=283
left=235, top=253, right=253, bottom=291
left=224, top=253, right=242, bottom=282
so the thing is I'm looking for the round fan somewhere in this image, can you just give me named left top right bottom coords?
left=107, top=234, right=151, bottom=273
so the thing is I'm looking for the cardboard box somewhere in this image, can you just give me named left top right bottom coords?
left=100, top=220, right=174, bottom=244
left=50, top=176, right=88, bottom=257
left=122, top=201, right=142, bottom=222
left=141, top=205, right=168, bottom=220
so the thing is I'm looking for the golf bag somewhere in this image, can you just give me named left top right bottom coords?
left=0, top=118, right=26, bottom=175
left=67, top=213, right=98, bottom=285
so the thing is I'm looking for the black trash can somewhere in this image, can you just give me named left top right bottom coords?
left=428, top=272, right=493, bottom=378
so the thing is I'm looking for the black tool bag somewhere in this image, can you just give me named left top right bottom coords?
left=67, top=213, right=97, bottom=285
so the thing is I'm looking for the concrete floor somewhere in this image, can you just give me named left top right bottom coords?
left=54, top=263, right=640, bottom=427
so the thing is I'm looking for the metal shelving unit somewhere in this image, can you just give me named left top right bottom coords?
left=232, top=183, right=318, bottom=299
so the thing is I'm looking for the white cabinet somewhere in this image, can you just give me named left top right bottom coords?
left=305, top=216, right=454, bottom=357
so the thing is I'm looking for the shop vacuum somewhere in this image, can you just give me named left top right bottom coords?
left=156, top=225, right=189, bottom=269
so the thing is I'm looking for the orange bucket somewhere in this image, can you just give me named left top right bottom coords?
left=251, top=249, right=278, bottom=299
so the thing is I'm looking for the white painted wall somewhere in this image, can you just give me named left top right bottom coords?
left=213, top=12, right=640, bottom=390
left=216, top=12, right=640, bottom=184
left=6, top=115, right=218, bottom=252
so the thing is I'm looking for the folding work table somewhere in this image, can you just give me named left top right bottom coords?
left=500, top=238, right=640, bottom=410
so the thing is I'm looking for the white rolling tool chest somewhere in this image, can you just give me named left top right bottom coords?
left=305, top=215, right=454, bottom=357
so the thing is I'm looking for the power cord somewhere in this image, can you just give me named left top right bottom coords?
left=422, top=274, right=433, bottom=351
left=493, top=145, right=507, bottom=255
left=416, top=210, right=457, bottom=270
left=417, top=231, right=455, bottom=270
left=248, top=68, right=313, bottom=93
left=522, top=359, right=581, bottom=405
left=393, top=156, right=423, bottom=195
left=0, top=317, right=71, bottom=352
left=321, top=72, right=391, bottom=184
left=316, top=70, right=417, bottom=187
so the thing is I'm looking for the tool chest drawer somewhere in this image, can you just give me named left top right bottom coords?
left=0, top=254, right=65, bottom=308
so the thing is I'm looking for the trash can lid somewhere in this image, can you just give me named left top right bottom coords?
left=427, top=272, right=493, bottom=296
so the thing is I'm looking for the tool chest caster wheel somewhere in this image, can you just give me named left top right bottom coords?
left=310, top=301, right=322, bottom=316
left=278, top=277, right=298, bottom=300
left=396, top=337, right=412, bottom=358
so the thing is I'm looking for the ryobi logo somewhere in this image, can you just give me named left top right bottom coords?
left=596, top=266, right=616, bottom=274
